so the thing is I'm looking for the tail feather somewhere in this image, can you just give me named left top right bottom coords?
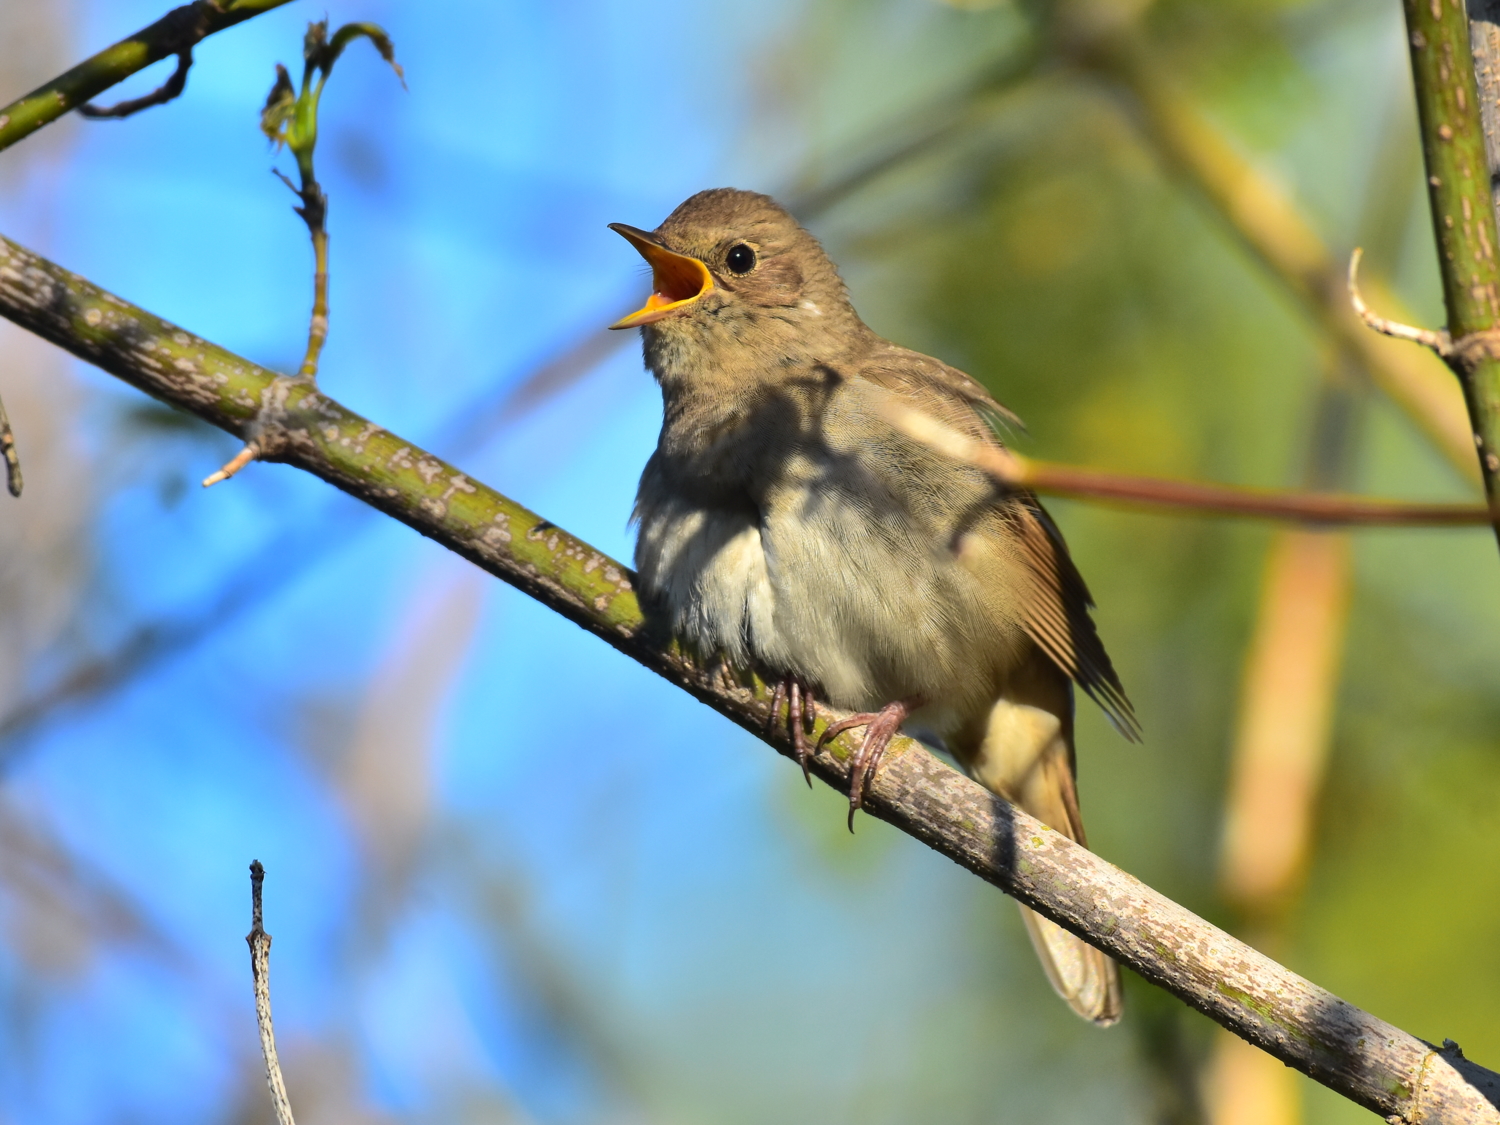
left=965, top=686, right=1122, bottom=1026
left=1018, top=905, right=1122, bottom=1026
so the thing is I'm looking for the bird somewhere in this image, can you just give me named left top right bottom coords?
left=608, top=187, right=1139, bottom=1026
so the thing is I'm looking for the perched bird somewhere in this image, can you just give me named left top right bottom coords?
left=609, top=188, right=1139, bottom=1026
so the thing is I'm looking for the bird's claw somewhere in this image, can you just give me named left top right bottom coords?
left=818, top=698, right=919, bottom=831
left=768, top=674, right=817, bottom=786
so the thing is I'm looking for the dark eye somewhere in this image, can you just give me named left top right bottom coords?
left=726, top=243, right=756, bottom=274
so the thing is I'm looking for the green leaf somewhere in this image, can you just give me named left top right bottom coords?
left=323, top=22, right=406, bottom=88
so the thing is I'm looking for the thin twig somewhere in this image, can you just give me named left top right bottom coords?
left=4, top=236, right=1499, bottom=1123
left=1348, top=247, right=1451, bottom=355
left=246, top=860, right=296, bottom=1125
left=77, top=49, right=194, bottom=119
left=879, top=401, right=1491, bottom=527
left=0, top=391, right=20, bottom=497
left=203, top=440, right=259, bottom=488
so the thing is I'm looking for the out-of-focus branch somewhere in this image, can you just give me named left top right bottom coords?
left=0, top=0, right=296, bottom=153
left=0, top=390, right=19, bottom=496
left=1077, top=32, right=1482, bottom=487
left=880, top=400, right=1490, bottom=526
left=4, top=235, right=1499, bottom=1125
left=246, top=861, right=296, bottom=1125
left=1402, top=0, right=1500, bottom=552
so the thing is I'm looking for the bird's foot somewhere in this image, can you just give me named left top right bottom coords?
left=818, top=697, right=922, bottom=831
left=767, top=674, right=817, bottom=786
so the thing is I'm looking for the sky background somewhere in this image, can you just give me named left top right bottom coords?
left=2, top=2, right=1499, bottom=1124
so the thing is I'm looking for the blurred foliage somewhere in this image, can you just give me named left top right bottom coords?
left=1, top=1, right=1498, bottom=1124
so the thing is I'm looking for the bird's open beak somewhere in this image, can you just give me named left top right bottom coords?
left=608, top=223, right=714, bottom=330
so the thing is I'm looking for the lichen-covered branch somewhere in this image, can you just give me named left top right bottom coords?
left=0, top=0, right=294, bottom=153
left=3, top=233, right=1498, bottom=1124
left=1404, top=0, right=1500, bottom=551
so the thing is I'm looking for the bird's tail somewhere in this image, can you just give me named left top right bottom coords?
left=966, top=691, right=1122, bottom=1026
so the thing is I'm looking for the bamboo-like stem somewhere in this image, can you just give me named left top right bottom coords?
left=3, top=234, right=1498, bottom=1124
left=1404, top=0, right=1500, bottom=552
left=0, top=0, right=295, bottom=154
left=1082, top=33, right=1482, bottom=487
left=1020, top=459, right=1485, bottom=525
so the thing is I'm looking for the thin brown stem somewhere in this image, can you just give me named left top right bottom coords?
left=880, top=401, right=1490, bottom=527
left=246, top=861, right=296, bottom=1125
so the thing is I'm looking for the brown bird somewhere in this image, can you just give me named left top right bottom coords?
left=609, top=188, right=1139, bottom=1026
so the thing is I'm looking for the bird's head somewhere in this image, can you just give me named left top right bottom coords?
left=608, top=188, right=857, bottom=349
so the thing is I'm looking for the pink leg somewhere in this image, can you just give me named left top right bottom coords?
left=767, top=674, right=817, bottom=786
left=818, top=698, right=921, bottom=831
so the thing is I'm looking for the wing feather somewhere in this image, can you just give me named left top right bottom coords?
left=857, top=341, right=1140, bottom=741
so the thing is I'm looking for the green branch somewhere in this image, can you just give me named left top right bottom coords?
left=3, top=232, right=1499, bottom=1123
left=0, top=0, right=295, bottom=154
left=1402, top=0, right=1500, bottom=549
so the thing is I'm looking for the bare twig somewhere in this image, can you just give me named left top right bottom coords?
left=202, top=439, right=259, bottom=488
left=3, top=235, right=1499, bottom=1123
left=0, top=0, right=295, bottom=154
left=1348, top=247, right=1452, bottom=355
left=246, top=860, right=296, bottom=1125
left=880, top=400, right=1491, bottom=527
left=0, top=390, right=20, bottom=497
left=200, top=23, right=404, bottom=489
left=263, top=22, right=405, bottom=384
left=77, top=49, right=194, bottom=119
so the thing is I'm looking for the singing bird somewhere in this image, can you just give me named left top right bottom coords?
left=609, top=188, right=1139, bottom=1025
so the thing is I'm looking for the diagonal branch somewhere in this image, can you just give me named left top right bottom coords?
left=3, top=232, right=1498, bottom=1124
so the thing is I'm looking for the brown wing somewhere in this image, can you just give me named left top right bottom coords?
left=1007, top=498, right=1140, bottom=741
left=859, top=341, right=1140, bottom=741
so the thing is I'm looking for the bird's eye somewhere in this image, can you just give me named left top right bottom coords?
left=726, top=243, right=756, bottom=274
